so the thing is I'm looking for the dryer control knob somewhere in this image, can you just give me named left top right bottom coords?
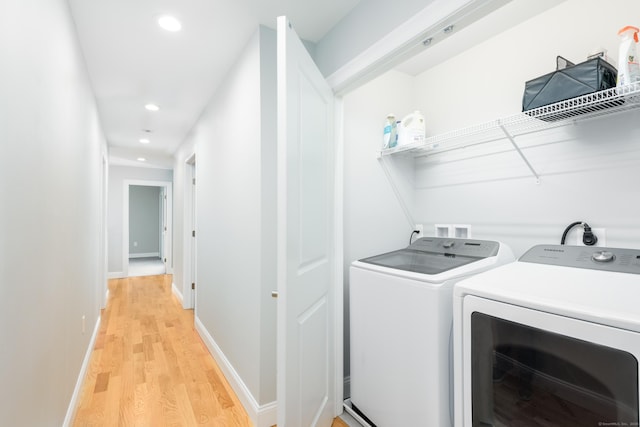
left=443, top=241, right=455, bottom=249
left=592, top=250, right=615, bottom=263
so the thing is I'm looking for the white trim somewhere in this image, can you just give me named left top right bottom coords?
left=171, top=282, right=183, bottom=305
left=100, top=154, right=109, bottom=310
left=62, top=315, right=102, bottom=427
left=182, top=153, right=196, bottom=309
left=129, top=252, right=160, bottom=258
left=333, top=96, right=345, bottom=417
left=108, top=271, right=125, bottom=279
left=342, top=398, right=373, bottom=427
left=194, top=316, right=277, bottom=427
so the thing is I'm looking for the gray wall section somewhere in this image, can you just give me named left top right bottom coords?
left=129, top=185, right=161, bottom=255
left=258, top=25, right=278, bottom=404
left=0, top=0, right=107, bottom=424
left=314, top=0, right=434, bottom=76
left=175, top=26, right=277, bottom=407
left=107, top=165, right=173, bottom=273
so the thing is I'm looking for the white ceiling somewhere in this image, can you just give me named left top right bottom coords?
left=68, top=0, right=361, bottom=169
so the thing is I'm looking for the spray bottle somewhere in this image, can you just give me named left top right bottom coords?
left=382, top=114, right=397, bottom=149
left=617, top=26, right=640, bottom=86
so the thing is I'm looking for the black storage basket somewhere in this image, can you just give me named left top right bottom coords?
left=522, top=57, right=618, bottom=116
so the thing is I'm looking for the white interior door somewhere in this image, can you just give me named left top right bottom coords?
left=277, top=15, right=336, bottom=427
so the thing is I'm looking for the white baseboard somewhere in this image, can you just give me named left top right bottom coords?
left=171, top=282, right=183, bottom=305
left=63, top=315, right=101, bottom=427
left=129, top=252, right=160, bottom=258
left=108, top=271, right=125, bottom=279
left=194, top=316, right=277, bottom=427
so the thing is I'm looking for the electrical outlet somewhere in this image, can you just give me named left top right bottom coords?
left=414, top=224, right=424, bottom=239
left=133, top=241, right=138, bottom=247
left=82, top=315, right=86, bottom=334
left=453, top=224, right=472, bottom=239
left=576, top=228, right=606, bottom=247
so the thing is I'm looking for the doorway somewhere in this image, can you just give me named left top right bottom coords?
left=123, top=180, right=173, bottom=278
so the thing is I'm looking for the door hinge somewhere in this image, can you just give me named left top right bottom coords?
left=164, top=226, right=167, bottom=231
left=164, top=258, right=167, bottom=263
left=164, top=195, right=167, bottom=200
left=192, top=230, right=196, bottom=237
left=192, top=178, right=196, bottom=185
left=192, top=282, right=195, bottom=290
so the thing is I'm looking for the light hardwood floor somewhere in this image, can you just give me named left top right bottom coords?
left=73, top=275, right=252, bottom=426
left=73, top=274, right=349, bottom=427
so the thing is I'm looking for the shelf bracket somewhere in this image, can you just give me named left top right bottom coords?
left=498, top=123, right=540, bottom=184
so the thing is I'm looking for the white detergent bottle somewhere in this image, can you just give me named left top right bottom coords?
left=617, top=26, right=640, bottom=87
left=397, top=111, right=425, bottom=147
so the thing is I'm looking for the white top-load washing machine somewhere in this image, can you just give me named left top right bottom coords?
left=349, top=237, right=514, bottom=427
left=453, top=244, right=640, bottom=427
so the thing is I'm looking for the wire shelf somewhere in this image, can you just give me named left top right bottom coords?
left=381, top=82, right=640, bottom=159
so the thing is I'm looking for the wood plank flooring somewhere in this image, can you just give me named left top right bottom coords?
left=72, top=275, right=252, bottom=427
left=73, top=274, right=349, bottom=427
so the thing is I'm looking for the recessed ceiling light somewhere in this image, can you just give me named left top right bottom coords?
left=139, top=138, right=150, bottom=144
left=145, top=103, right=160, bottom=111
left=137, top=157, right=146, bottom=162
left=158, top=15, right=182, bottom=32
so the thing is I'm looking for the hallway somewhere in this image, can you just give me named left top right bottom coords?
left=72, top=275, right=251, bottom=426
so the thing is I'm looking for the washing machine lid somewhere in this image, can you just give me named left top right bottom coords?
left=359, top=237, right=500, bottom=275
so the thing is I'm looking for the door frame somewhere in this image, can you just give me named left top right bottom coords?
left=100, top=154, right=109, bottom=309
left=123, top=180, right=173, bottom=277
left=182, top=153, right=196, bottom=309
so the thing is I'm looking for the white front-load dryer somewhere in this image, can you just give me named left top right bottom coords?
left=453, top=245, right=640, bottom=427
left=349, top=237, right=514, bottom=427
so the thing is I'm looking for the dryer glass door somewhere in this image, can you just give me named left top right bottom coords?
left=464, top=297, right=640, bottom=427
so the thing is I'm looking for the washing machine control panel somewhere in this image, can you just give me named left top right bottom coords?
left=409, top=237, right=499, bottom=257
left=520, top=245, right=640, bottom=274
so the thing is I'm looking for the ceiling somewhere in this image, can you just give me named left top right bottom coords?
left=68, top=0, right=362, bottom=169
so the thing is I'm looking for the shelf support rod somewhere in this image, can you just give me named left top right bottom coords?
left=498, top=123, right=540, bottom=184
left=377, top=153, right=415, bottom=229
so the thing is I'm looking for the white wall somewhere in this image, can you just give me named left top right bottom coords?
left=0, top=0, right=107, bottom=425
left=173, top=26, right=277, bottom=421
left=341, top=70, right=419, bottom=387
left=107, top=165, right=172, bottom=275
left=129, top=185, right=161, bottom=255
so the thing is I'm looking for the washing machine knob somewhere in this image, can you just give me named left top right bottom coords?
left=443, top=241, right=455, bottom=249
left=592, top=250, right=615, bottom=263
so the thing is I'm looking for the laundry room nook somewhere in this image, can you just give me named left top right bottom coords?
left=341, top=0, right=640, bottom=426
left=343, top=0, right=640, bottom=262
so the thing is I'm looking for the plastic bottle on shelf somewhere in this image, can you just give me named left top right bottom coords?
left=397, top=111, right=425, bottom=147
left=382, top=114, right=397, bottom=149
left=617, top=26, right=640, bottom=87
